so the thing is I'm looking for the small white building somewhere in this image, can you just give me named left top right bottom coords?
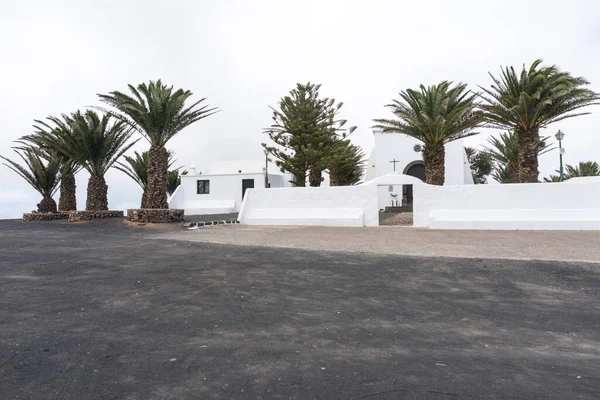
left=364, top=128, right=473, bottom=209
left=168, top=160, right=294, bottom=215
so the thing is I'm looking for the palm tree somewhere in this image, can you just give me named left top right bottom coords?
left=98, top=80, right=218, bottom=208
left=464, top=147, right=493, bottom=184
left=484, top=131, right=554, bottom=183
left=328, top=139, right=366, bottom=186
left=115, top=150, right=181, bottom=204
left=34, top=110, right=137, bottom=210
left=480, top=59, right=600, bottom=183
left=565, top=161, right=600, bottom=178
left=544, top=162, right=600, bottom=182
left=543, top=174, right=561, bottom=182
left=374, top=81, right=482, bottom=185
left=1, top=148, right=61, bottom=213
left=19, top=129, right=80, bottom=212
left=167, top=169, right=187, bottom=196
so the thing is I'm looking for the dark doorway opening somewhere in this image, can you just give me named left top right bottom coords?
left=242, top=179, right=255, bottom=199
left=403, top=163, right=426, bottom=204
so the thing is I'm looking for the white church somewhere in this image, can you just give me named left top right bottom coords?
left=168, top=128, right=473, bottom=215
left=365, top=128, right=473, bottom=210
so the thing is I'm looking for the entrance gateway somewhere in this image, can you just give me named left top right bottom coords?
left=402, top=161, right=426, bottom=204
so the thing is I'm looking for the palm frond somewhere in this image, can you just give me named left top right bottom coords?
left=32, top=110, right=138, bottom=177
left=1, top=147, right=61, bottom=197
left=98, top=80, right=219, bottom=147
left=479, top=59, right=600, bottom=131
left=373, top=81, right=482, bottom=146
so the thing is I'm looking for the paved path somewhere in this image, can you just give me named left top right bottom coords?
left=161, top=225, right=600, bottom=264
left=1, top=219, right=599, bottom=399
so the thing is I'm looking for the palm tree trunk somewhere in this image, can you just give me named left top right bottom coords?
left=86, top=174, right=108, bottom=210
left=308, top=169, right=323, bottom=187
left=39, top=196, right=57, bottom=213
left=140, top=189, right=148, bottom=208
left=145, top=145, right=169, bottom=209
left=330, top=171, right=341, bottom=187
left=59, top=172, right=77, bottom=211
left=423, top=143, right=445, bottom=185
left=508, top=165, right=519, bottom=184
left=517, top=129, right=540, bottom=183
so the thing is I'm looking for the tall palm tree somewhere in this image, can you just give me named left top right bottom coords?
left=327, top=139, right=366, bottom=186
left=1, top=148, right=61, bottom=213
left=98, top=80, right=218, bottom=208
left=114, top=150, right=180, bottom=205
left=484, top=131, right=554, bottom=183
left=19, top=128, right=80, bottom=211
left=544, top=161, right=600, bottom=182
left=565, top=161, right=600, bottom=178
left=34, top=110, right=137, bottom=210
left=480, top=59, right=599, bottom=183
left=374, top=81, right=482, bottom=185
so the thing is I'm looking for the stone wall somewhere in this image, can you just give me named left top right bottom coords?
left=68, top=210, right=124, bottom=222
left=22, top=212, right=70, bottom=222
left=127, top=209, right=184, bottom=224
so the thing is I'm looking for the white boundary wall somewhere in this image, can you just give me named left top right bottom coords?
left=414, top=178, right=600, bottom=230
left=238, top=173, right=600, bottom=230
left=239, top=185, right=380, bottom=227
left=238, top=173, right=421, bottom=227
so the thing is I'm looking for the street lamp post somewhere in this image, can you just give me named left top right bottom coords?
left=264, top=150, right=269, bottom=188
left=555, top=130, right=565, bottom=182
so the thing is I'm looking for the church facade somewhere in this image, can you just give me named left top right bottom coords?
left=364, top=128, right=473, bottom=210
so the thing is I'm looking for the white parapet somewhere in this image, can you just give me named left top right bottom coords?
left=414, top=177, right=600, bottom=230
left=238, top=184, right=379, bottom=227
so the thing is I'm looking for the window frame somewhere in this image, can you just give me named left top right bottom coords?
left=196, top=179, right=210, bottom=195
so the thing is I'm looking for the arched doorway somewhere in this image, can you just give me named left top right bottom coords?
left=403, top=161, right=425, bottom=204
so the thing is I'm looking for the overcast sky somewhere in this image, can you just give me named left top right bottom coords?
left=1, top=0, right=599, bottom=218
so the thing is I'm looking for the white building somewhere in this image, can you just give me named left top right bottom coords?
left=168, top=160, right=294, bottom=215
left=364, top=128, right=473, bottom=209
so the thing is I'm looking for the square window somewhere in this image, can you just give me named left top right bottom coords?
left=197, top=180, right=210, bottom=194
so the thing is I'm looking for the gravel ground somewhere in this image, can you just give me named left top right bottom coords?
left=379, top=212, right=413, bottom=226
left=161, top=225, right=600, bottom=263
left=1, top=219, right=600, bottom=399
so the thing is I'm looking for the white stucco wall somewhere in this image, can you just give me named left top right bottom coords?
left=413, top=179, right=600, bottom=230
left=169, top=172, right=285, bottom=215
left=239, top=184, right=379, bottom=227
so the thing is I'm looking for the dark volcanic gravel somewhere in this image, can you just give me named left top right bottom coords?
left=1, top=219, right=599, bottom=399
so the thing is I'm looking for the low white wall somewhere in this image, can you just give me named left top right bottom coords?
left=239, top=185, right=379, bottom=227
left=239, top=173, right=420, bottom=227
left=414, top=179, right=600, bottom=230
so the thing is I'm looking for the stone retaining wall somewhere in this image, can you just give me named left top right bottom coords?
left=22, top=212, right=70, bottom=222
left=127, top=209, right=184, bottom=223
left=68, top=210, right=124, bottom=222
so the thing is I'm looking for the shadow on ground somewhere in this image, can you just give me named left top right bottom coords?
left=0, top=219, right=599, bottom=399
